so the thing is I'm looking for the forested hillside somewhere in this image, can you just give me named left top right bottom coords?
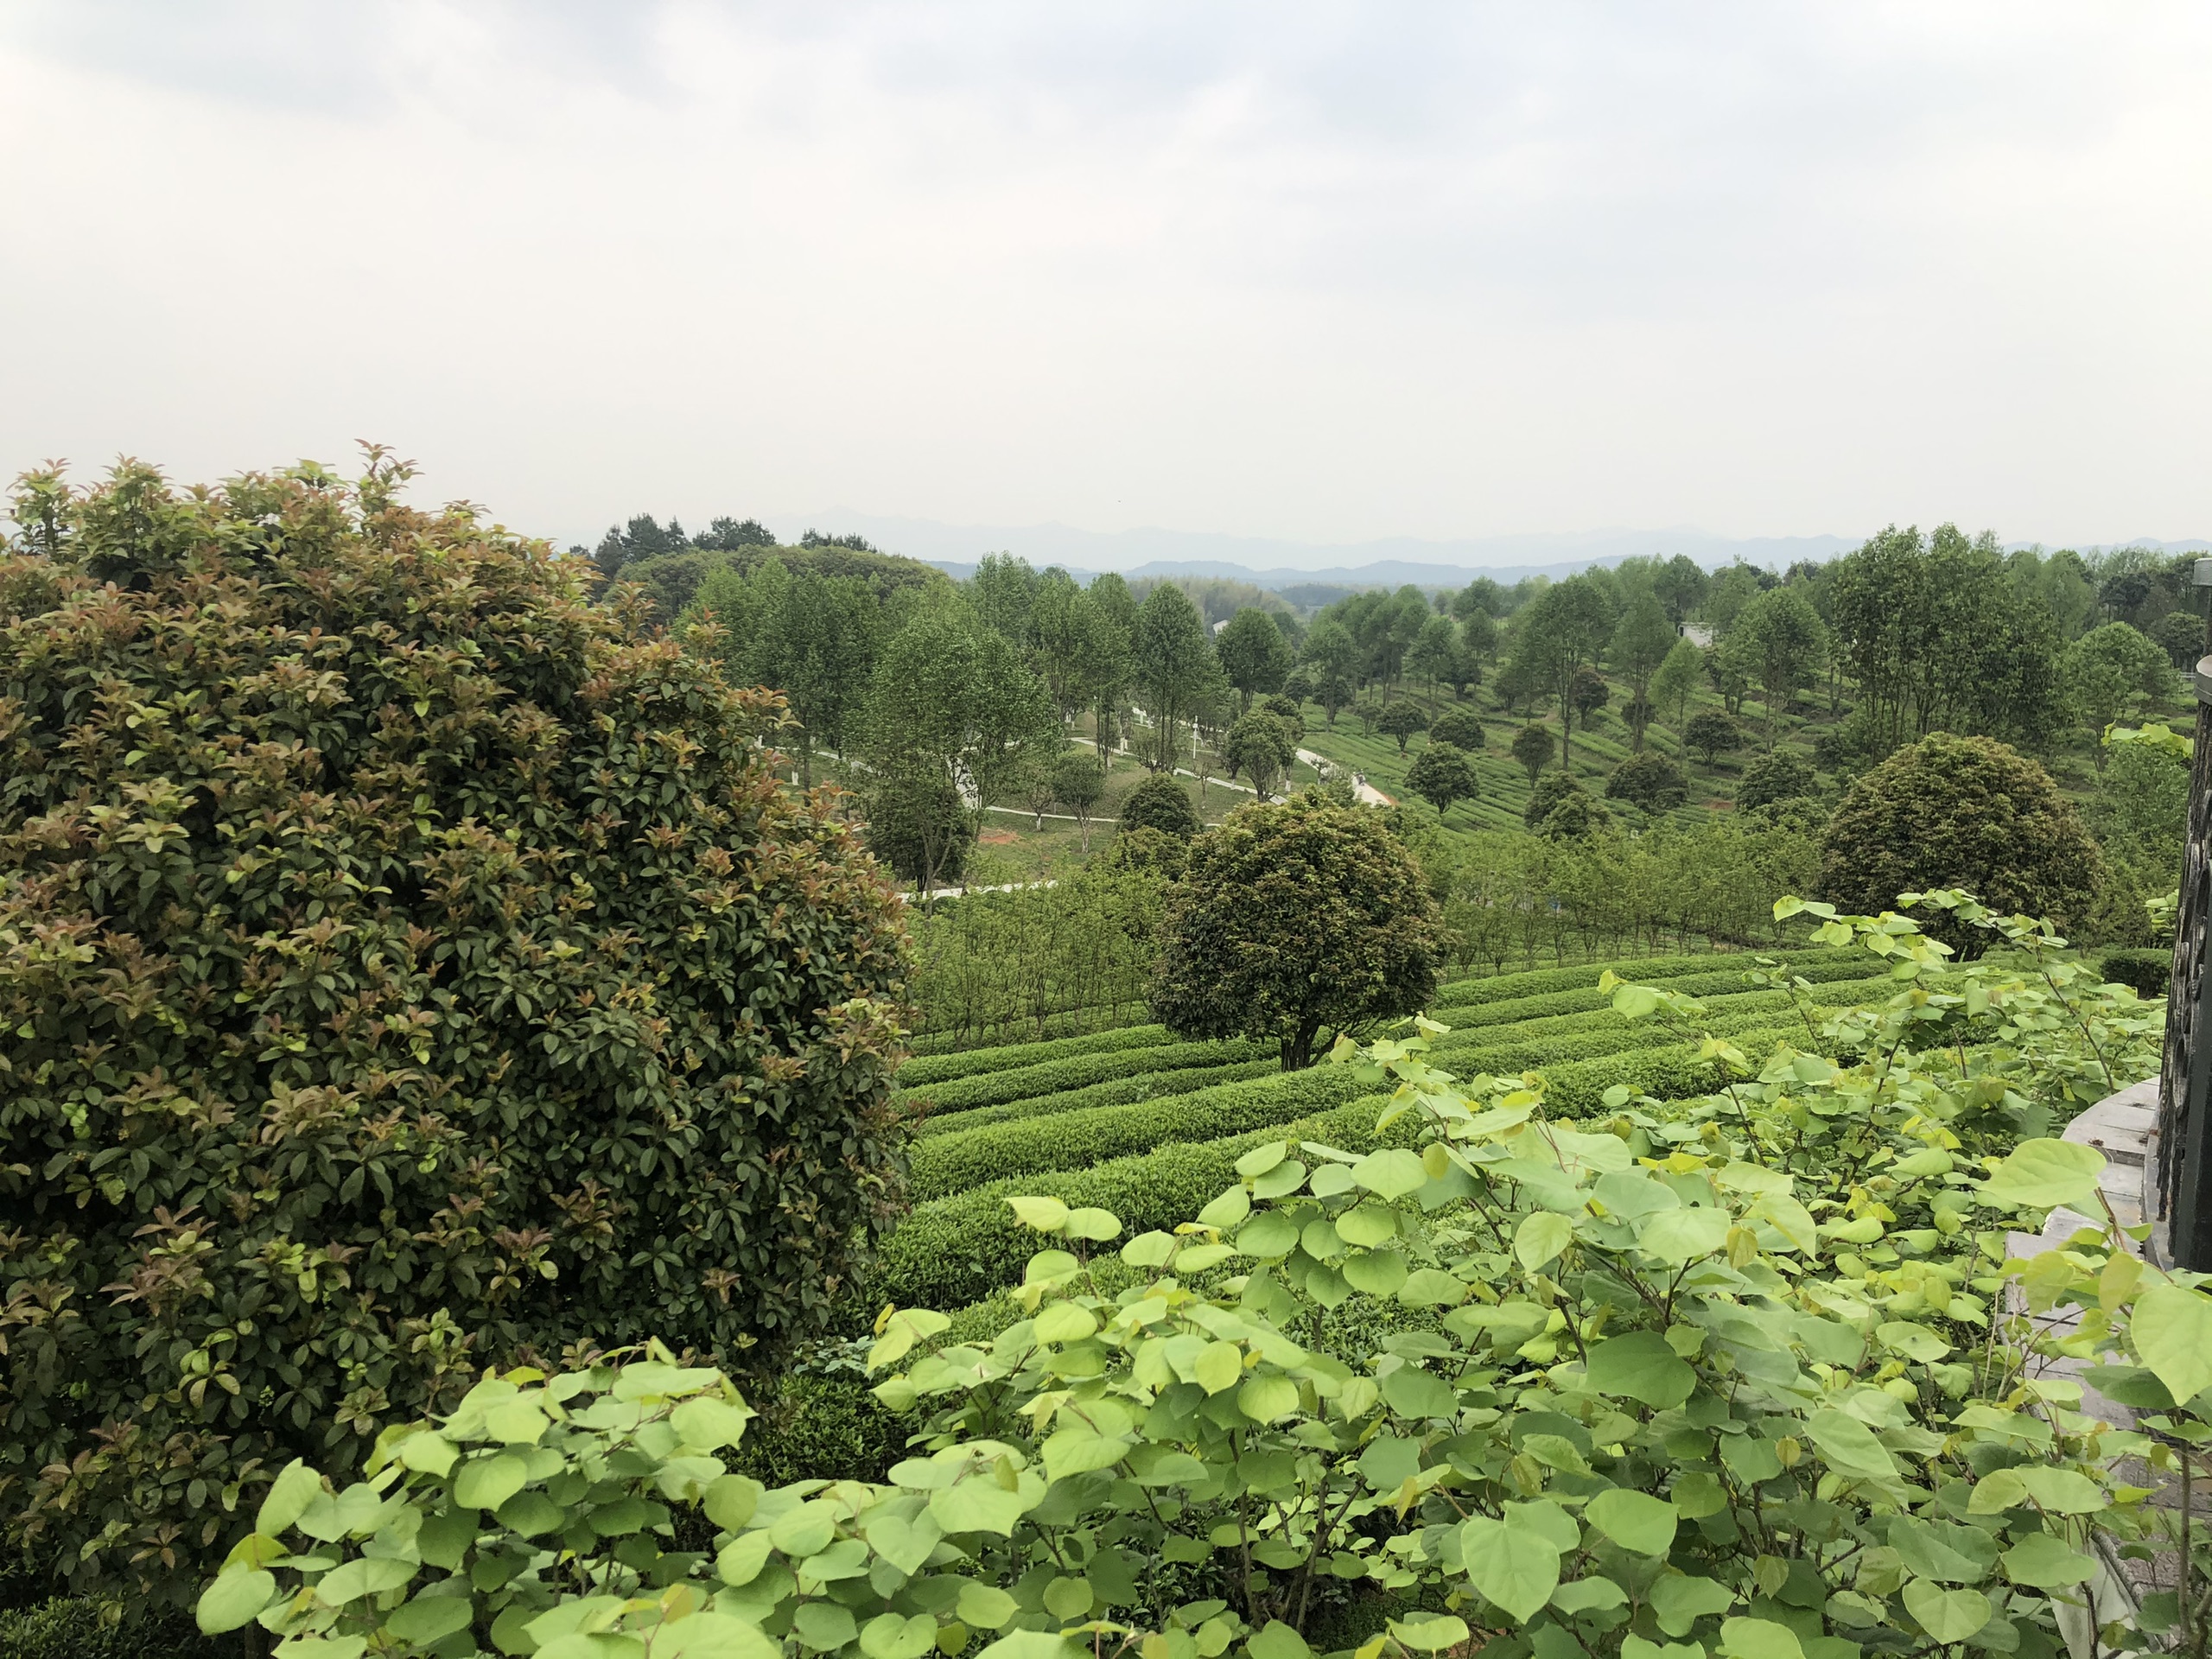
left=591, top=512, right=2193, bottom=983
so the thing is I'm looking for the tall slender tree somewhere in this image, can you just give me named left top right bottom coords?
left=1506, top=577, right=1615, bottom=770
left=1610, top=594, right=1676, bottom=753
left=1130, top=583, right=1221, bottom=772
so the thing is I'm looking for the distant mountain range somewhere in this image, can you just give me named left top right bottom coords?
left=757, top=509, right=2212, bottom=591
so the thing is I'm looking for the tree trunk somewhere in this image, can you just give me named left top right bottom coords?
left=1281, top=1018, right=1320, bottom=1071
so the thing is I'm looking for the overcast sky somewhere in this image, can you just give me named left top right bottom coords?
left=1, top=3, right=2206, bottom=559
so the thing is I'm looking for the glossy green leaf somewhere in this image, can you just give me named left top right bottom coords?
left=1586, top=1488, right=1679, bottom=1555
left=1649, top=1574, right=1736, bottom=1637
left=1249, top=1621, right=1313, bottom=1659
left=2002, top=1532, right=2096, bottom=1589
left=1198, top=1187, right=1251, bottom=1230
left=1902, top=1581, right=1992, bottom=1643
left=1235, top=1212, right=1301, bottom=1258
left=1583, top=1332, right=1696, bottom=1408
left=957, top=1582, right=1020, bottom=1630
left=793, top=1601, right=861, bottom=1651
left=1978, top=1140, right=2105, bottom=1210
left=1635, top=1206, right=1732, bottom=1265
left=315, top=1555, right=415, bottom=1606
left=1804, top=1408, right=1898, bottom=1481
left=1351, top=1148, right=1427, bottom=1199
left=2013, top=1467, right=2107, bottom=1515
left=2133, top=1282, right=2212, bottom=1405
left=1719, top=1618, right=1804, bottom=1659
left=452, top=1451, right=529, bottom=1513
left=1515, top=1211, right=1574, bottom=1271
left=864, top=1613, right=941, bottom=1659
left=1007, top=1197, right=1070, bottom=1233
left=1388, top=1615, right=1470, bottom=1653
left=1457, top=1516, right=1560, bottom=1621
left=387, top=1597, right=480, bottom=1643
left=1063, top=1207, right=1122, bottom=1241
left=656, top=1613, right=784, bottom=1659
left=257, top=1461, right=321, bottom=1537
left=1195, top=1341, right=1244, bottom=1395
left=1238, top=1374, right=1301, bottom=1423
left=194, top=1568, right=275, bottom=1635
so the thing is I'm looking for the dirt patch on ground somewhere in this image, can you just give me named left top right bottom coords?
left=978, top=829, right=1020, bottom=845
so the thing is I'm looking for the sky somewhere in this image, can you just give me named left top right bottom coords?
left=0, top=3, right=2207, bottom=564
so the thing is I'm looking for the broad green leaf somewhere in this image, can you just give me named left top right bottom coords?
left=1341, top=1248, right=1408, bottom=1296
left=1175, top=1244, right=1234, bottom=1273
left=1042, top=1427, right=1127, bottom=1480
left=2133, top=1282, right=2212, bottom=1405
left=1886, top=1516, right=1995, bottom=1585
left=671, top=1396, right=753, bottom=1451
left=387, top=1598, right=477, bottom=1644
left=1236, top=1142, right=1288, bottom=1179
left=1351, top=1148, right=1427, bottom=1199
left=257, top=1460, right=322, bottom=1537
left=1064, top=1207, right=1122, bottom=1241
left=1236, top=1212, right=1300, bottom=1258
left=1966, top=1470, right=2028, bottom=1515
left=1336, top=1205, right=1398, bottom=1248
left=395, top=1433, right=458, bottom=1477
left=1586, top=1488, right=1678, bottom=1555
left=315, top=1555, right=415, bottom=1607
left=1804, top=1408, right=1897, bottom=1481
left=1399, top=1268, right=1466, bottom=1306
left=1624, top=1639, right=1707, bottom=1659
left=275, top=1641, right=368, bottom=1659
left=716, top=1532, right=774, bottom=1586
left=1007, top=1197, right=1070, bottom=1234
left=1457, top=1516, right=1560, bottom=1621
left=1874, top=1322, right=1950, bottom=1363
left=793, top=1602, right=859, bottom=1652
left=1044, top=1577, right=1093, bottom=1618
left=1584, top=1332, right=1695, bottom=1408
left=1121, top=1231, right=1176, bottom=1268
left=865, top=1513, right=943, bottom=1577
left=1978, top=1140, right=2105, bottom=1211
left=1515, top=1211, right=1574, bottom=1272
left=1033, top=1302, right=1097, bottom=1344
left=1238, top=1374, right=1301, bottom=1423
left=195, top=1569, right=276, bottom=1635
left=975, top=1634, right=1081, bottom=1659
left=1649, top=1576, right=1735, bottom=1637
left=1902, top=1582, right=1991, bottom=1643
left=1195, top=1341, right=1244, bottom=1395
left=2002, top=1532, right=2096, bottom=1589
left=1388, top=1615, right=1470, bottom=1653
left=864, top=1614, right=941, bottom=1659
left=452, top=1451, right=529, bottom=1512
left=957, top=1582, right=1019, bottom=1630
left=1635, top=1206, right=1732, bottom=1265
left=1249, top=1621, right=1313, bottom=1659
left=1198, top=1188, right=1251, bottom=1229
left=930, top=1478, right=1030, bottom=1536
left=1553, top=1579, right=1628, bottom=1614
left=704, top=1475, right=761, bottom=1531
left=2013, top=1467, right=2107, bottom=1515
left=1745, top=1192, right=1820, bottom=1254
left=1379, top=1365, right=1456, bottom=1420
left=1719, top=1618, right=1803, bottom=1659
left=656, top=1613, right=784, bottom=1659
left=769, top=1500, right=840, bottom=1556
left=495, top=1491, right=567, bottom=1538
left=1503, top=1499, right=1581, bottom=1554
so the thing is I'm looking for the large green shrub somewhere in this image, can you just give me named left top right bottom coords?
left=1153, top=795, right=1444, bottom=1069
left=1117, top=772, right=1204, bottom=838
left=1603, top=749, right=1688, bottom=811
left=0, top=457, right=907, bottom=1604
left=1818, top=733, right=2102, bottom=950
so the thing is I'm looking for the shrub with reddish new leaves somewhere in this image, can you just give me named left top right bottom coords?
left=0, top=452, right=908, bottom=1604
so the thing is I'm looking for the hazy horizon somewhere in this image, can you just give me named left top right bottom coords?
left=3, top=4, right=2208, bottom=551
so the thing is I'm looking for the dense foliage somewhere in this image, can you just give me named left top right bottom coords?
left=195, top=893, right=2184, bottom=1659
left=1153, top=795, right=1444, bottom=1069
left=0, top=456, right=908, bottom=1605
left=1818, top=734, right=2101, bottom=950
left=1120, top=773, right=1205, bottom=840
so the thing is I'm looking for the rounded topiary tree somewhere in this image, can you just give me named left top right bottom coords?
left=1118, top=771, right=1203, bottom=838
left=1404, top=741, right=1478, bottom=819
left=1428, top=708, right=1484, bottom=751
left=0, top=457, right=908, bottom=1602
left=1523, top=771, right=1586, bottom=831
left=1151, top=796, right=1443, bottom=1070
left=1819, top=732, right=2103, bottom=950
left=1685, top=711, right=1742, bottom=768
left=1738, top=747, right=1817, bottom=811
left=864, top=772, right=971, bottom=887
left=1605, top=751, right=1688, bottom=812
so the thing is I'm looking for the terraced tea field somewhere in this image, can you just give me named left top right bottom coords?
left=861, top=944, right=1888, bottom=1319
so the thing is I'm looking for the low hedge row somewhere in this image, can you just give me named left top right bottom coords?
left=867, top=1019, right=1837, bottom=1312
left=914, top=1056, right=1282, bottom=1139
left=909, top=1063, right=1386, bottom=1199
left=897, top=1035, right=1273, bottom=1116
left=1425, top=946, right=1854, bottom=1012
left=859, top=1093, right=1395, bottom=1314
left=1425, top=972, right=1896, bottom=1057
left=897, top=1022, right=1177, bottom=1087
left=1424, top=955, right=1875, bottom=1035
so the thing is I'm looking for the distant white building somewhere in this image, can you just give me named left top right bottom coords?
left=1211, top=619, right=1229, bottom=636
left=1681, top=624, right=1714, bottom=647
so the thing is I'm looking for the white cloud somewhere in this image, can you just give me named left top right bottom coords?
left=0, top=1, right=2205, bottom=554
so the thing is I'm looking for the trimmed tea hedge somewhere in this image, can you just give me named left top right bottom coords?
left=910, top=1065, right=1385, bottom=1198
left=914, top=1056, right=1282, bottom=1138
left=897, top=1037, right=1273, bottom=1115
left=897, top=1023, right=1179, bottom=1088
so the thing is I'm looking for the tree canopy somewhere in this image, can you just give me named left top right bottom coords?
left=1150, top=795, right=1443, bottom=1069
